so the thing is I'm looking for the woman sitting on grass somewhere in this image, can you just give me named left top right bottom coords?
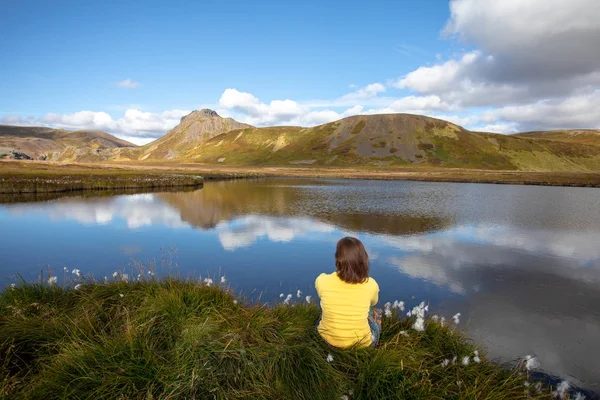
left=315, top=236, right=381, bottom=348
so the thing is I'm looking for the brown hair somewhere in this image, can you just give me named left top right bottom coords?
left=335, top=237, right=369, bottom=284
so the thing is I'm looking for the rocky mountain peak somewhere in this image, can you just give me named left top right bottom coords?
left=180, top=109, right=220, bottom=123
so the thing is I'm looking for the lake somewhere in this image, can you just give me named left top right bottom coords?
left=1, top=178, right=599, bottom=394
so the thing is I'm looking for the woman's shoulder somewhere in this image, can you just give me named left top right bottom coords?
left=366, top=277, right=380, bottom=289
left=316, top=272, right=333, bottom=283
left=315, top=272, right=333, bottom=289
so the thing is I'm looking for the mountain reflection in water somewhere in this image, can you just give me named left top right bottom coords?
left=1, top=178, right=600, bottom=394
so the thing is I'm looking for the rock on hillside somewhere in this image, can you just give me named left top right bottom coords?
left=135, top=109, right=253, bottom=160
left=0, top=125, right=136, bottom=161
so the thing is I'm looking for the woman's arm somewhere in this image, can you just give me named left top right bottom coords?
left=370, top=280, right=380, bottom=306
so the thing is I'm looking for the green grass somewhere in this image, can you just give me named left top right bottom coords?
left=351, top=121, right=366, bottom=135
left=1, top=277, right=553, bottom=399
left=0, top=172, right=204, bottom=194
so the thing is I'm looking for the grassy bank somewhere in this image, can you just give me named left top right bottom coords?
left=0, top=161, right=267, bottom=194
left=0, top=162, right=203, bottom=194
left=3, top=160, right=600, bottom=190
left=1, top=277, right=555, bottom=399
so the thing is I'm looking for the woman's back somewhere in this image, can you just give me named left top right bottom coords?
left=315, top=271, right=379, bottom=348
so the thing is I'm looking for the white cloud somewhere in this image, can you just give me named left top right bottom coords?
left=444, top=0, right=600, bottom=81
left=6, top=194, right=188, bottom=229
left=219, top=88, right=373, bottom=127
left=388, top=0, right=600, bottom=132
left=218, top=86, right=463, bottom=127
left=340, top=82, right=386, bottom=101
left=0, top=108, right=191, bottom=140
left=118, top=136, right=156, bottom=146
left=216, top=216, right=336, bottom=250
left=469, top=123, right=518, bottom=134
left=484, top=90, right=600, bottom=131
left=116, top=79, right=141, bottom=89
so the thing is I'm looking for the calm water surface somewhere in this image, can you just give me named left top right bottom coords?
left=1, top=178, right=599, bottom=393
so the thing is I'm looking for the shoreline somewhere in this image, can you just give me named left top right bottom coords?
left=0, top=277, right=562, bottom=399
left=1, top=160, right=600, bottom=194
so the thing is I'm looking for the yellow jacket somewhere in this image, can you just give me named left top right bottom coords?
left=315, top=272, right=379, bottom=348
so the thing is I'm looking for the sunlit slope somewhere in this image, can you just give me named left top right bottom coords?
left=514, top=130, right=600, bottom=146
left=113, top=109, right=253, bottom=161
left=179, top=114, right=600, bottom=171
left=0, top=125, right=135, bottom=161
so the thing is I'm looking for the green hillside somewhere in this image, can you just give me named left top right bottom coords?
left=3, top=111, right=600, bottom=173
left=170, top=113, right=600, bottom=172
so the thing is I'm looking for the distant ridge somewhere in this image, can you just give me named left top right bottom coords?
left=2, top=111, right=600, bottom=173
left=167, top=112, right=600, bottom=172
left=0, top=125, right=135, bottom=162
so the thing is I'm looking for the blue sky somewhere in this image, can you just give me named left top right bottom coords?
left=1, top=0, right=599, bottom=144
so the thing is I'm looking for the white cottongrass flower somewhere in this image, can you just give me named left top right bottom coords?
left=431, top=315, right=439, bottom=322
left=233, top=300, right=238, bottom=305
left=553, top=381, right=570, bottom=399
left=453, top=313, right=461, bottom=324
left=203, top=278, right=213, bottom=286
left=112, top=271, right=118, bottom=278
left=305, top=296, right=312, bottom=304
left=104, top=276, right=108, bottom=283
left=399, top=331, right=409, bottom=337
left=574, top=392, right=586, bottom=400
left=410, top=302, right=427, bottom=332
left=384, top=308, right=392, bottom=317
left=137, top=274, right=142, bottom=281
left=297, top=290, right=302, bottom=298
left=441, top=359, right=450, bottom=367
left=119, top=293, right=124, bottom=298
left=279, top=293, right=284, bottom=298
left=10, top=283, right=16, bottom=289
left=524, top=355, right=540, bottom=371
left=473, top=350, right=481, bottom=363
left=384, top=302, right=392, bottom=309
left=63, top=267, right=68, bottom=272
left=397, top=301, right=405, bottom=311
left=148, top=271, right=154, bottom=276
left=461, top=356, right=470, bottom=365
left=452, top=356, right=457, bottom=365
left=121, top=273, right=129, bottom=283
left=456, top=380, right=462, bottom=387
left=47, top=276, right=57, bottom=285
left=220, top=276, right=226, bottom=284
left=284, top=294, right=293, bottom=305
left=74, top=284, right=82, bottom=290
left=326, top=354, right=334, bottom=363
left=412, top=318, right=425, bottom=331
left=407, top=310, right=412, bottom=317
left=341, top=396, right=349, bottom=400
left=72, top=269, right=81, bottom=277
left=440, top=317, right=445, bottom=327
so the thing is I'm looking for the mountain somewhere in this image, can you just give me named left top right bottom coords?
left=3, top=111, right=600, bottom=173
left=170, top=113, right=600, bottom=172
left=514, top=130, right=600, bottom=146
left=113, top=109, right=253, bottom=161
left=0, top=125, right=135, bottom=161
